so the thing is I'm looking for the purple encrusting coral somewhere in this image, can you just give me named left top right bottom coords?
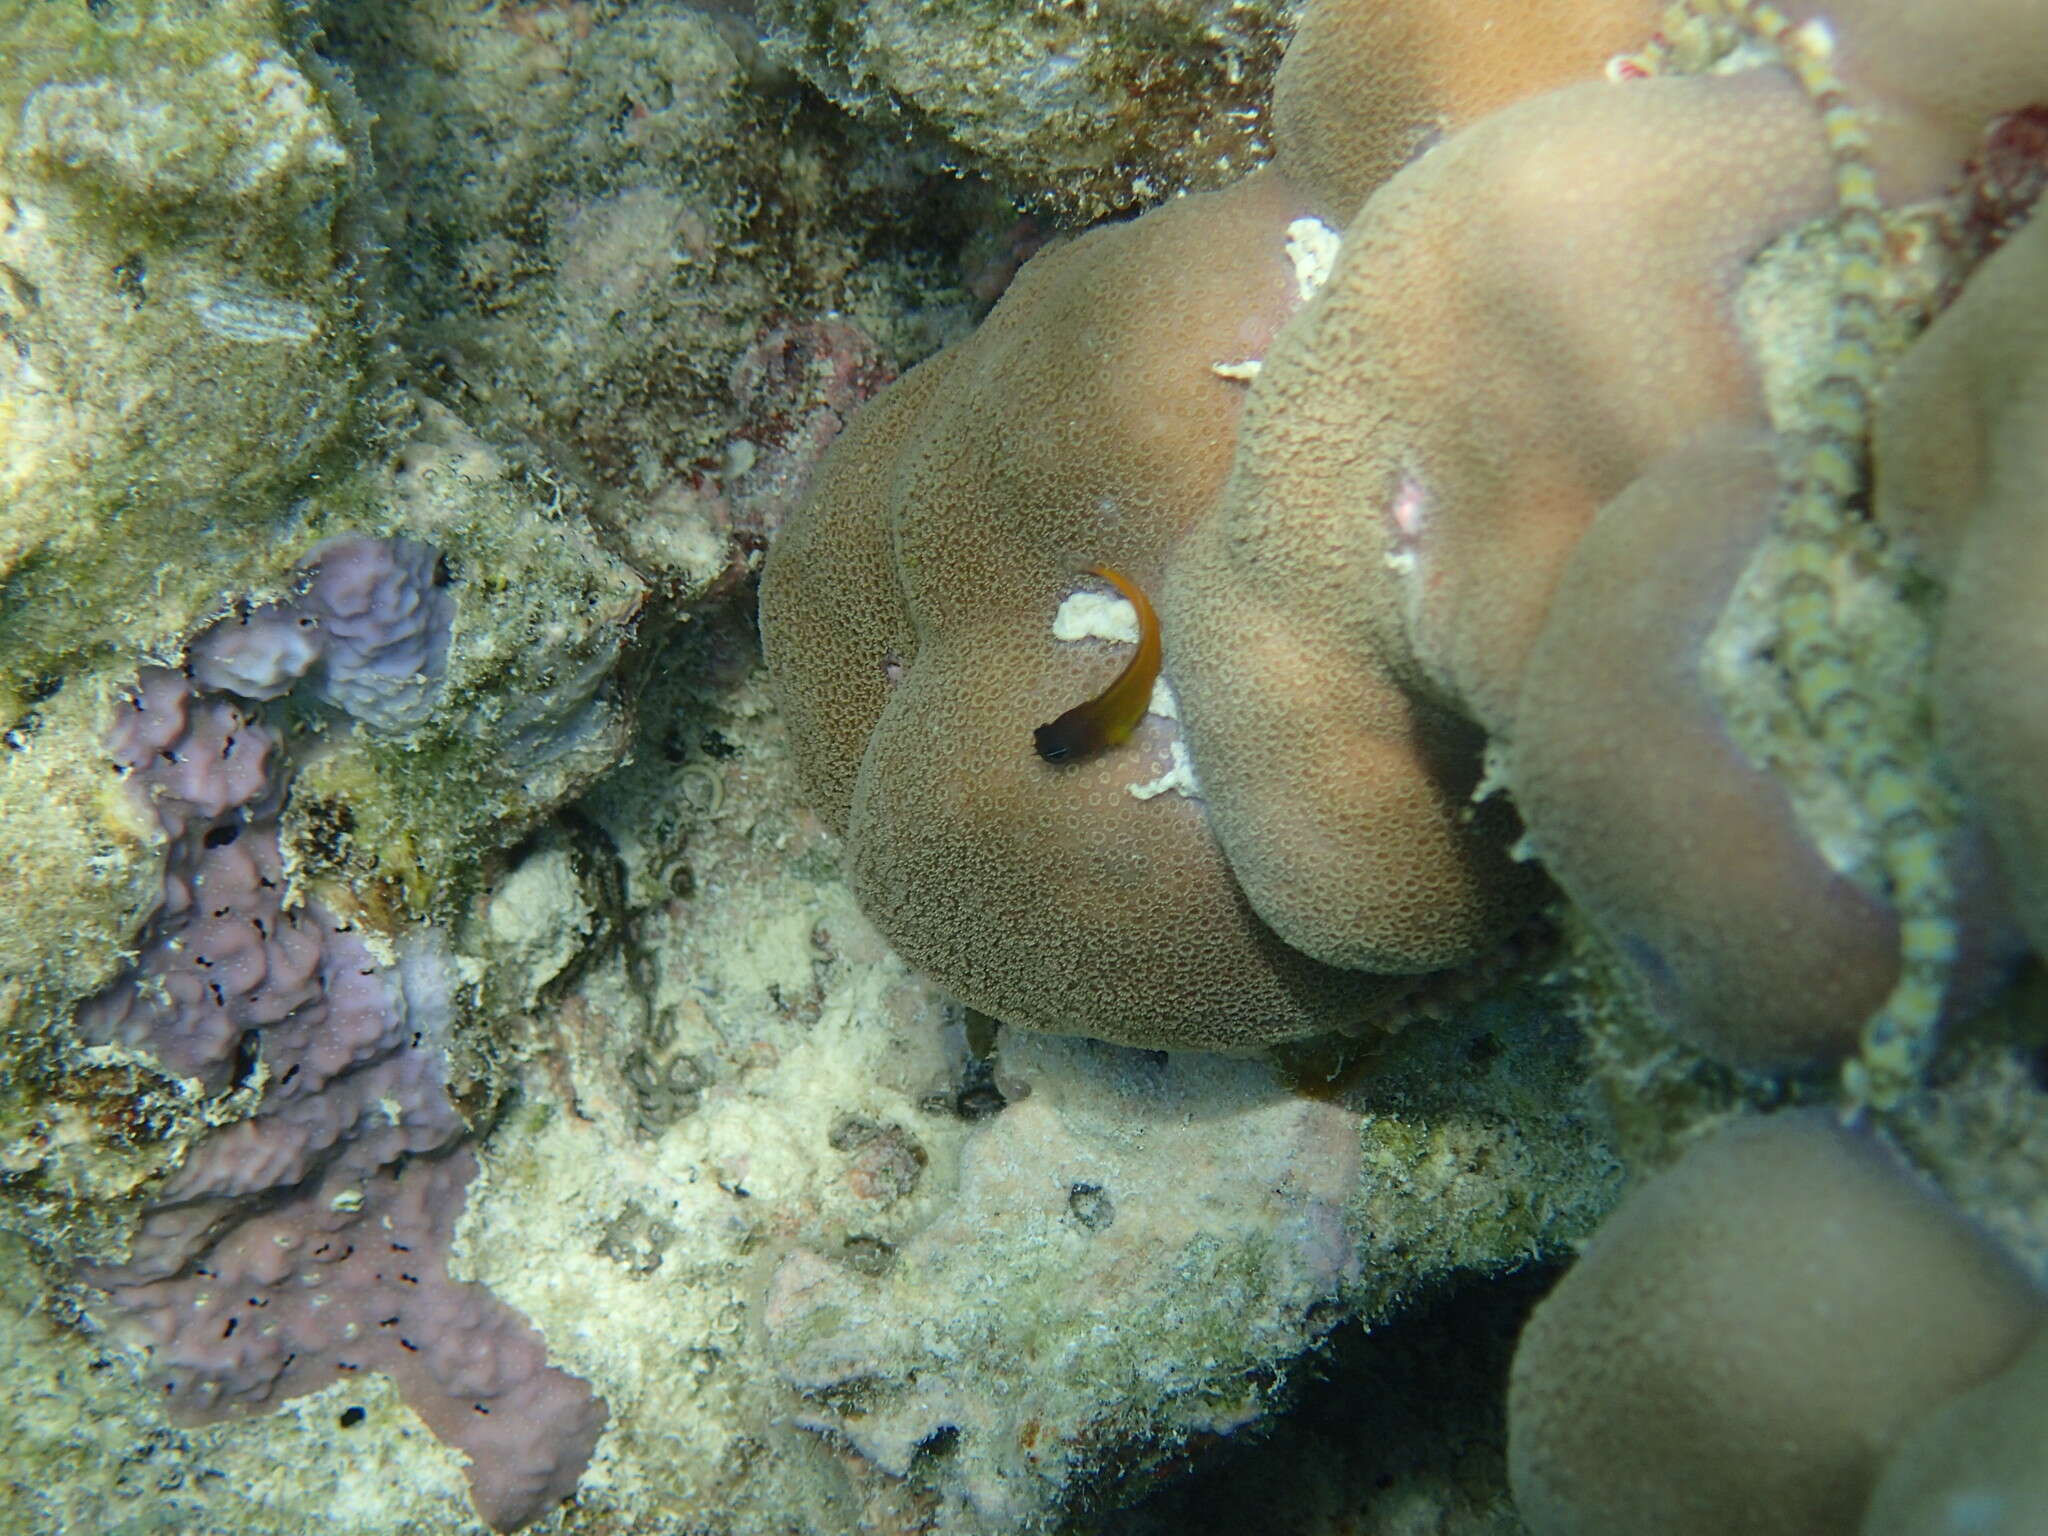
left=189, top=535, right=455, bottom=731
left=75, top=546, right=606, bottom=1532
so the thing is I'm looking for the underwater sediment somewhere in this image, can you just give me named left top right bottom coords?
left=2, top=2, right=2044, bottom=1534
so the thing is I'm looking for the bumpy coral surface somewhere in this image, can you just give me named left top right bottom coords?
left=1877, top=210, right=2048, bottom=957
left=1270, top=0, right=1658, bottom=223
left=1507, top=1111, right=2044, bottom=1536
left=192, top=535, right=454, bottom=730
left=764, top=168, right=1409, bottom=1048
left=765, top=2, right=2048, bottom=1524
left=768, top=0, right=2048, bottom=1093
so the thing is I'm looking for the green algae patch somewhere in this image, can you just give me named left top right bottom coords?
left=0, top=0, right=383, bottom=690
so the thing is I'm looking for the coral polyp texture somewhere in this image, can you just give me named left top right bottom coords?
left=1877, top=208, right=2048, bottom=959
left=762, top=0, right=2048, bottom=1516
left=766, top=0, right=2048, bottom=1095
left=190, top=535, right=454, bottom=730
left=1505, top=1111, right=2045, bottom=1536
left=763, top=168, right=1415, bottom=1048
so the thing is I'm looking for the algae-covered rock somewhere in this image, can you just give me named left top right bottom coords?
left=0, top=0, right=379, bottom=1011
left=0, top=0, right=633, bottom=1383
left=759, top=0, right=1300, bottom=218
left=277, top=400, right=647, bottom=928
left=0, top=0, right=378, bottom=692
left=325, top=0, right=992, bottom=527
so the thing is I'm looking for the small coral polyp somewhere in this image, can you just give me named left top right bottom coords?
left=771, top=0, right=2048, bottom=1100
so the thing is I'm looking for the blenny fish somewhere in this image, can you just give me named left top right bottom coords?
left=1034, top=565, right=1161, bottom=764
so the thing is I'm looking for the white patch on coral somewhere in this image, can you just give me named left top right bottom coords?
left=1472, top=738, right=1513, bottom=804
left=1285, top=216, right=1341, bottom=302
left=1052, top=588, right=1137, bottom=645
left=1211, top=358, right=1262, bottom=381
left=1129, top=736, right=1201, bottom=801
left=1147, top=673, right=1180, bottom=721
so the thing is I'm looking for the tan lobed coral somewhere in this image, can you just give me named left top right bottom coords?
left=1171, top=0, right=2048, bottom=1078
left=1876, top=210, right=2048, bottom=958
left=765, top=0, right=2048, bottom=1076
left=1270, top=0, right=1659, bottom=225
left=1166, top=64, right=1840, bottom=988
left=764, top=168, right=1413, bottom=1048
left=1861, top=1317, right=2048, bottom=1536
left=1777, top=0, right=2048, bottom=197
left=1505, top=433, right=1902, bottom=1063
left=1506, top=1111, right=2045, bottom=1536
left=756, top=0, right=2048, bottom=1528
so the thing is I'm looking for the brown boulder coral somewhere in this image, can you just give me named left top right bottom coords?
left=1165, top=66, right=1837, bottom=983
left=1876, top=210, right=2048, bottom=955
left=763, top=0, right=1680, bottom=1041
left=1506, top=1111, right=2044, bottom=1536
left=1862, top=1317, right=2048, bottom=1536
left=1774, top=0, right=2048, bottom=197
left=1171, top=0, right=2048, bottom=1079
left=768, top=0, right=2048, bottom=1086
left=1270, top=0, right=1660, bottom=225
left=763, top=170, right=1407, bottom=1047
left=1505, top=434, right=1903, bottom=1064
